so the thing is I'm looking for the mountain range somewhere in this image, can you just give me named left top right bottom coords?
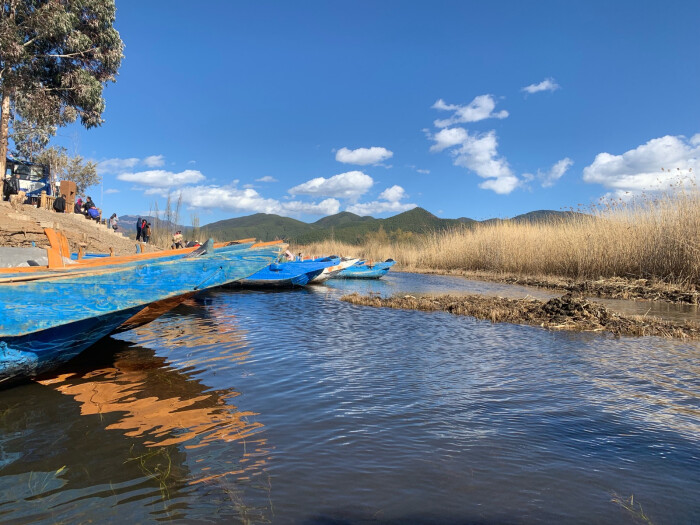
left=118, top=208, right=583, bottom=244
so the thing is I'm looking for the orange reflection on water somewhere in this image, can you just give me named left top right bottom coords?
left=34, top=299, right=274, bottom=512
left=49, top=369, right=263, bottom=448
left=39, top=305, right=264, bottom=452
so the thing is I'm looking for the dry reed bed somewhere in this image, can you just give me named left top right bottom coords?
left=341, top=292, right=700, bottom=340
left=298, top=190, right=700, bottom=302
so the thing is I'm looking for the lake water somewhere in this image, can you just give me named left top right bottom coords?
left=1, top=273, right=698, bottom=523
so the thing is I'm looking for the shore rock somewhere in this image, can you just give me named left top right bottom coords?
left=341, top=292, right=700, bottom=340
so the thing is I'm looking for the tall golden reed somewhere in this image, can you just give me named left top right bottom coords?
left=297, top=188, right=700, bottom=286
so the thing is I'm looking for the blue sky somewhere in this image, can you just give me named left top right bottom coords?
left=51, top=0, right=699, bottom=224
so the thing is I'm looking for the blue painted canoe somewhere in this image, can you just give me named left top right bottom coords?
left=238, top=257, right=338, bottom=288
left=333, top=259, right=396, bottom=279
left=0, top=238, right=285, bottom=385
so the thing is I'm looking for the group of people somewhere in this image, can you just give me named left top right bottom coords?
left=135, top=217, right=152, bottom=243
left=72, top=196, right=101, bottom=222
left=54, top=194, right=120, bottom=232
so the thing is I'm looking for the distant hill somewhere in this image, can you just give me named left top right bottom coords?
left=203, top=213, right=312, bottom=242
left=313, top=211, right=373, bottom=228
left=123, top=207, right=588, bottom=245
left=510, top=210, right=586, bottom=223
left=480, top=210, right=587, bottom=226
left=196, top=207, right=473, bottom=244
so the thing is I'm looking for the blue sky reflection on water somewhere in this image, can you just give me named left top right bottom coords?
left=0, top=273, right=698, bottom=523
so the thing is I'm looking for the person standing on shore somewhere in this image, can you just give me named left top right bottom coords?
left=172, top=230, right=183, bottom=249
left=136, top=217, right=142, bottom=241
left=142, top=222, right=151, bottom=243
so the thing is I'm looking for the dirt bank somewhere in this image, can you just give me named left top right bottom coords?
left=407, top=268, right=699, bottom=305
left=0, top=200, right=160, bottom=256
left=341, top=292, right=700, bottom=340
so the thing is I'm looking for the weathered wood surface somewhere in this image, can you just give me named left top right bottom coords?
left=0, top=240, right=285, bottom=384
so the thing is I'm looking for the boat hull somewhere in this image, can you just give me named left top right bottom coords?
left=309, top=258, right=359, bottom=283
left=0, top=242, right=283, bottom=385
left=334, top=260, right=396, bottom=279
left=238, top=259, right=334, bottom=288
left=0, top=306, right=142, bottom=386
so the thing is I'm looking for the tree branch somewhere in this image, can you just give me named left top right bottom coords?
left=40, top=50, right=94, bottom=59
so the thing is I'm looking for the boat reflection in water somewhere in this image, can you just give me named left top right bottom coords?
left=0, top=299, right=273, bottom=523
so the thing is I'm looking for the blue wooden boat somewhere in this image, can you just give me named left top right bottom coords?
left=333, top=259, right=396, bottom=279
left=0, top=233, right=285, bottom=386
left=238, top=257, right=338, bottom=288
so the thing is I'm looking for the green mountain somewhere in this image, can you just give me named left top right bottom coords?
left=196, top=207, right=586, bottom=245
left=202, top=213, right=311, bottom=241
left=313, top=211, right=373, bottom=228
left=510, top=210, right=586, bottom=223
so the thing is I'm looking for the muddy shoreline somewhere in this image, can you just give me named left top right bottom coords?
left=341, top=292, right=700, bottom=340
left=403, top=267, right=699, bottom=305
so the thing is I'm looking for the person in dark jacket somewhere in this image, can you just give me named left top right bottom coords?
left=3, top=173, right=20, bottom=201
left=74, top=197, right=83, bottom=213
left=82, top=196, right=95, bottom=214
left=142, top=221, right=151, bottom=243
left=53, top=194, right=66, bottom=213
left=136, top=217, right=142, bottom=241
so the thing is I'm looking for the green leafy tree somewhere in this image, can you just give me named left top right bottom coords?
left=0, top=0, right=124, bottom=176
left=10, top=116, right=55, bottom=161
left=36, top=146, right=99, bottom=195
left=35, top=145, right=68, bottom=179
left=65, top=154, right=99, bottom=195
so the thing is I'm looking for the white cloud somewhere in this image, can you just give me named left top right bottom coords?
left=523, top=158, right=573, bottom=188
left=432, top=95, right=508, bottom=128
left=335, top=146, right=393, bottom=166
left=346, top=184, right=416, bottom=215
left=378, top=185, right=406, bottom=202
left=282, top=198, right=340, bottom=216
left=256, top=175, right=278, bottom=183
left=582, top=135, right=700, bottom=191
left=117, top=169, right=206, bottom=188
left=407, top=164, right=430, bottom=174
left=98, top=155, right=169, bottom=174
left=478, top=176, right=520, bottom=194
left=143, top=155, right=165, bottom=168
left=97, top=157, right=139, bottom=174
left=429, top=127, right=519, bottom=194
left=522, top=78, right=560, bottom=94
left=180, top=184, right=339, bottom=216
left=182, top=185, right=281, bottom=214
left=430, top=127, right=470, bottom=152
left=346, top=201, right=416, bottom=216
left=103, top=188, right=120, bottom=194
left=288, top=170, right=373, bottom=200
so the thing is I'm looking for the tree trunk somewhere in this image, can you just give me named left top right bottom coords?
left=0, top=93, right=9, bottom=181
